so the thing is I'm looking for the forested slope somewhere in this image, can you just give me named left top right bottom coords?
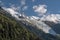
left=0, top=7, right=42, bottom=40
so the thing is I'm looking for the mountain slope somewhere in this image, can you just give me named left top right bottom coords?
left=0, top=7, right=60, bottom=40
left=44, top=21, right=60, bottom=34
left=20, top=19, right=60, bottom=40
left=0, top=7, right=42, bottom=40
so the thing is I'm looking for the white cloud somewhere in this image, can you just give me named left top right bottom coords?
left=22, top=6, right=28, bottom=11
left=0, top=1, right=4, bottom=6
left=32, top=0, right=35, bottom=2
left=20, top=0, right=28, bottom=11
left=30, top=16, right=40, bottom=20
left=33, top=4, right=47, bottom=15
left=3, top=7, right=23, bottom=20
left=2, top=7, right=27, bottom=20
left=10, top=4, right=20, bottom=11
left=40, top=14, right=60, bottom=23
left=3, top=7, right=18, bottom=16
left=21, top=0, right=26, bottom=5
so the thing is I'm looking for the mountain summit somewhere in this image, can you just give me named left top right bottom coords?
left=0, top=7, right=60, bottom=40
left=0, top=7, right=43, bottom=40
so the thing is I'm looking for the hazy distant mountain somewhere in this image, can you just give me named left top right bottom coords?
left=44, top=21, right=60, bottom=34
left=0, top=7, right=60, bottom=40
left=0, top=7, right=43, bottom=40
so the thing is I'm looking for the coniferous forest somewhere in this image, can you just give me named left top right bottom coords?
left=0, top=7, right=42, bottom=40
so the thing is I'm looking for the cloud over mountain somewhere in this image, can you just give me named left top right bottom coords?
left=3, top=7, right=21, bottom=20
left=40, top=14, right=60, bottom=23
left=33, top=4, right=47, bottom=15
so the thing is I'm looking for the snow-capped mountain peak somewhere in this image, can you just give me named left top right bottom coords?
left=40, top=14, right=60, bottom=23
left=2, top=7, right=58, bottom=36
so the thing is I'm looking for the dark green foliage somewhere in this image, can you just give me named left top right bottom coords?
left=0, top=11, right=42, bottom=40
left=1, top=7, right=60, bottom=40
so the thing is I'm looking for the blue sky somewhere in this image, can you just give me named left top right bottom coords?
left=0, top=0, right=60, bottom=16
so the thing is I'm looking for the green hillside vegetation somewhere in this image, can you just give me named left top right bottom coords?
left=0, top=8, right=42, bottom=40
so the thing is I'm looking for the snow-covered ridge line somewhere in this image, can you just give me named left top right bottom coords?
left=3, top=7, right=60, bottom=23
left=25, top=18, right=57, bottom=35
left=3, top=7, right=57, bottom=36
